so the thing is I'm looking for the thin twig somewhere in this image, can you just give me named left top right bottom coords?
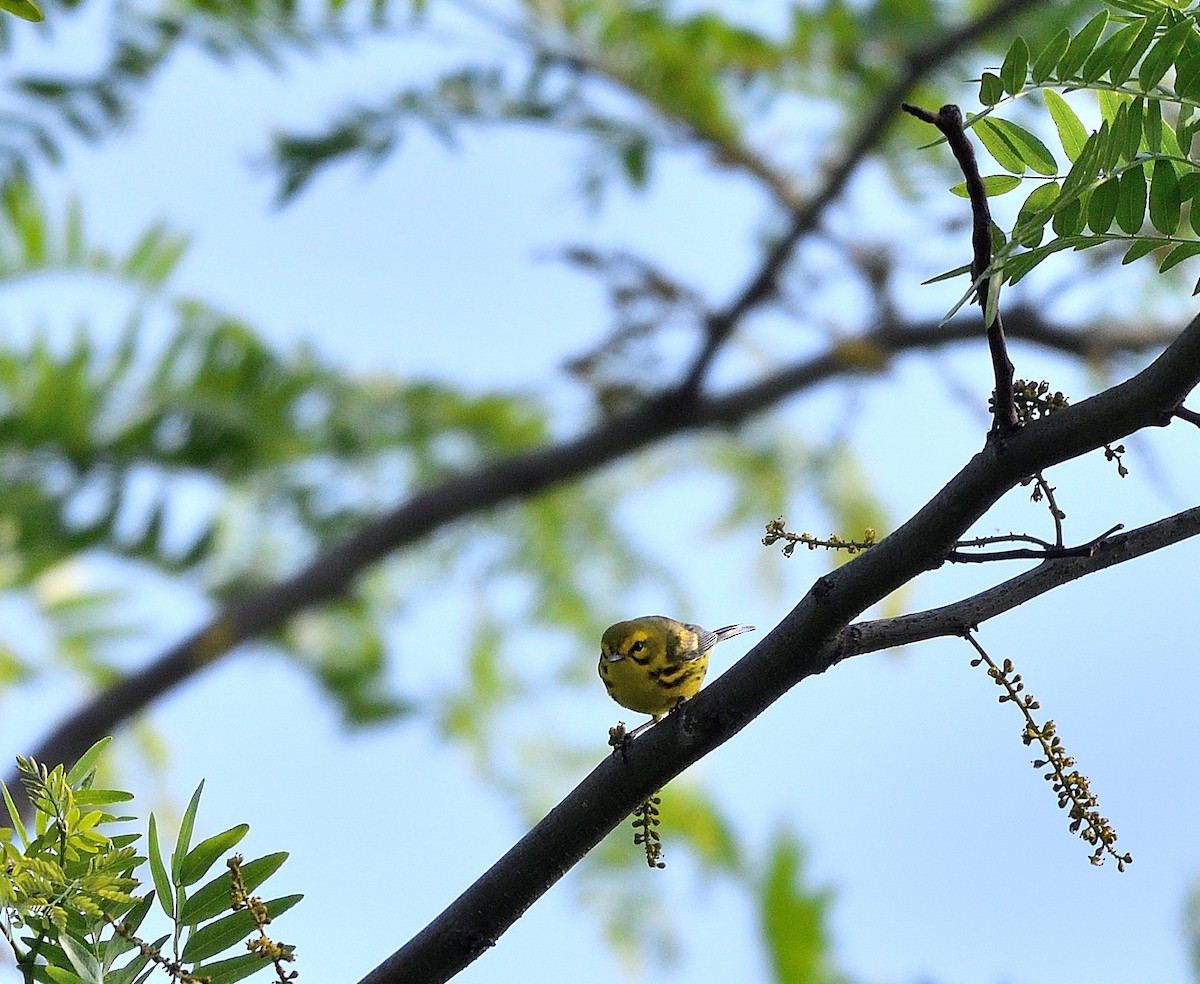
left=1033, top=471, right=1067, bottom=545
left=901, top=102, right=1018, bottom=432
left=946, top=523, right=1124, bottom=562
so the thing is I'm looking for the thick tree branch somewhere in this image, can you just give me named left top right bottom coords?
left=5, top=307, right=1178, bottom=818
left=358, top=314, right=1200, bottom=984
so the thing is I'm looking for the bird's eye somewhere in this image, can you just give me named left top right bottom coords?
left=631, top=640, right=645, bottom=653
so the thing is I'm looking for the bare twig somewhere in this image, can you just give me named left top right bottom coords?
left=902, top=102, right=1018, bottom=432
left=1032, top=470, right=1067, bottom=545
left=946, top=523, right=1124, bottom=562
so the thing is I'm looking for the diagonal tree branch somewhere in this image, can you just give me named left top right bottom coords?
left=5, top=306, right=1179, bottom=818
left=360, top=311, right=1200, bottom=984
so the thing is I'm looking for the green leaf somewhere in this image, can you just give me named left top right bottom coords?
left=1140, top=18, right=1194, bottom=92
left=1112, top=10, right=1164, bottom=87
left=1043, top=89, right=1089, bottom=162
left=1088, top=178, right=1120, bottom=233
left=759, top=833, right=834, bottom=984
left=619, top=136, right=649, bottom=188
left=108, top=935, right=170, bottom=984
left=179, top=853, right=289, bottom=926
left=973, top=117, right=1026, bottom=173
left=987, top=118, right=1057, bottom=175
left=1014, top=180, right=1060, bottom=247
left=43, top=967, right=89, bottom=984
left=73, top=788, right=136, bottom=806
left=1159, top=241, right=1200, bottom=272
left=1058, top=10, right=1109, bottom=80
left=998, top=249, right=1040, bottom=285
left=1099, top=105, right=1127, bottom=174
left=193, top=950, right=291, bottom=984
left=1098, top=87, right=1130, bottom=126
left=172, top=781, right=205, bottom=882
left=978, top=71, right=1005, bottom=106
left=122, top=222, right=190, bottom=289
left=58, top=935, right=103, bottom=984
left=180, top=894, right=302, bottom=963
left=1, top=778, right=29, bottom=847
left=4, top=181, right=47, bottom=266
left=147, top=814, right=174, bottom=920
left=920, top=261, right=972, bottom=285
left=1117, top=164, right=1149, bottom=233
left=948, top=174, right=1022, bottom=197
left=180, top=824, right=250, bottom=888
left=0, top=0, right=44, bottom=21
left=1059, top=129, right=1101, bottom=201
left=1150, top=157, right=1181, bottom=233
left=104, top=894, right=156, bottom=965
left=1145, top=97, right=1163, bottom=153
left=1096, top=116, right=1124, bottom=177
left=1051, top=197, right=1085, bottom=237
left=1031, top=28, right=1070, bottom=84
left=1003, top=237, right=1091, bottom=284
left=1122, top=238, right=1158, bottom=264
left=1176, top=38, right=1200, bottom=100
left=1176, top=108, right=1196, bottom=159
left=1082, top=20, right=1143, bottom=84
left=1125, top=98, right=1145, bottom=161
left=1000, top=36, right=1029, bottom=95
left=65, top=737, right=113, bottom=786
left=1180, top=171, right=1200, bottom=202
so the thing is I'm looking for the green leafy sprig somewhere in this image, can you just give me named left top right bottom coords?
left=0, top=738, right=301, bottom=984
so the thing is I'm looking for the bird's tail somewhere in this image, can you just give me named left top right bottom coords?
left=712, top=624, right=755, bottom=644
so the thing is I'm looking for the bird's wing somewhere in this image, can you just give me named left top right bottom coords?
left=685, top=623, right=718, bottom=659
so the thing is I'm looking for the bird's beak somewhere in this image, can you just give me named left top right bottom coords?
left=601, top=651, right=623, bottom=663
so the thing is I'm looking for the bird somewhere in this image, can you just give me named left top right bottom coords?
left=598, top=616, right=755, bottom=739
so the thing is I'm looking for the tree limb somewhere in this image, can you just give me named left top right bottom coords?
left=356, top=313, right=1200, bottom=984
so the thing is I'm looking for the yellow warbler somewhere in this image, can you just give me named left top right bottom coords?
left=598, top=616, right=755, bottom=735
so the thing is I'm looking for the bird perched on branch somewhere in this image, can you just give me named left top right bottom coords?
left=599, top=616, right=755, bottom=739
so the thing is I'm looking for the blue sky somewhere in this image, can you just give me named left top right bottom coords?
left=6, top=3, right=1200, bottom=983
